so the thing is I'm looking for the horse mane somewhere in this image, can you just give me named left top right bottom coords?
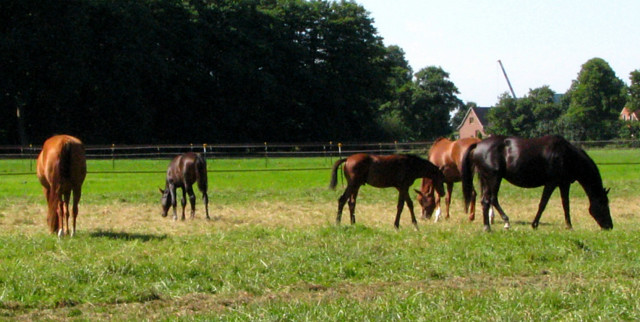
left=432, top=137, right=448, bottom=145
left=428, top=137, right=450, bottom=155
left=575, top=146, right=605, bottom=190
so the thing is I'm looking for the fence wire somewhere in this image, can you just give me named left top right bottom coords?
left=2, top=140, right=640, bottom=176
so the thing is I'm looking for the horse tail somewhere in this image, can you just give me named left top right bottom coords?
left=329, top=158, right=347, bottom=190
left=59, top=140, right=74, bottom=181
left=461, top=143, right=478, bottom=213
left=195, top=153, right=208, bottom=194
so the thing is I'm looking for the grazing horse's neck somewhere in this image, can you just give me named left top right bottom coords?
left=415, top=160, right=437, bottom=179
left=575, top=152, right=605, bottom=202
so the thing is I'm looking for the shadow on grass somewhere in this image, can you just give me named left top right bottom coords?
left=89, top=230, right=168, bottom=242
left=511, top=220, right=552, bottom=227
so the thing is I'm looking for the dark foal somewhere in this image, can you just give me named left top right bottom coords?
left=160, top=152, right=210, bottom=220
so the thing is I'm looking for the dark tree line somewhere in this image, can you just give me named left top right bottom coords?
left=7, top=1, right=631, bottom=147
left=3, top=0, right=432, bottom=145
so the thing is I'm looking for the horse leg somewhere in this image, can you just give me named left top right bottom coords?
left=444, top=182, right=453, bottom=220
left=71, top=188, right=81, bottom=237
left=559, top=183, right=572, bottom=230
left=393, top=190, right=407, bottom=229
left=63, top=191, right=71, bottom=237
left=337, top=185, right=354, bottom=225
left=348, top=187, right=360, bottom=225
left=488, top=178, right=510, bottom=229
left=479, top=176, right=494, bottom=232
left=491, top=199, right=510, bottom=229
left=202, top=191, right=210, bottom=220
left=531, top=184, right=556, bottom=229
left=180, top=188, right=187, bottom=221
left=482, top=176, right=510, bottom=231
left=169, top=185, right=178, bottom=221
left=468, top=187, right=477, bottom=221
left=402, top=189, right=419, bottom=230
left=57, top=198, right=65, bottom=238
left=434, top=190, right=442, bottom=222
left=186, top=185, right=196, bottom=219
left=481, top=190, right=492, bottom=232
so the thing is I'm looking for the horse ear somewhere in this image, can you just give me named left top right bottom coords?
left=605, top=188, right=610, bottom=195
left=414, top=189, right=423, bottom=197
left=159, top=188, right=165, bottom=194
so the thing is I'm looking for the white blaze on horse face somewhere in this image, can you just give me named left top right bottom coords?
left=434, top=207, right=442, bottom=222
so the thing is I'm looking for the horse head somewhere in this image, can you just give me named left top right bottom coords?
left=159, top=188, right=171, bottom=217
left=589, top=187, right=613, bottom=230
left=414, top=180, right=436, bottom=219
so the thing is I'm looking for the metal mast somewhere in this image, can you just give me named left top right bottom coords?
left=497, top=60, right=517, bottom=99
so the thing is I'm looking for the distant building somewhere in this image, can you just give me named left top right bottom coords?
left=620, top=106, right=640, bottom=121
left=457, top=106, right=491, bottom=139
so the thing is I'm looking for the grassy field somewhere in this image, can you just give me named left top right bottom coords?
left=1, top=151, right=640, bottom=320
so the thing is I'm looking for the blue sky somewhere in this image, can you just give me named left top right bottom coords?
left=355, top=0, right=640, bottom=106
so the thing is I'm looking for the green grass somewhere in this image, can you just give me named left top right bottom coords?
left=1, top=149, right=640, bottom=320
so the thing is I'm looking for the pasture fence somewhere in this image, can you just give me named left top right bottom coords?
left=0, top=141, right=431, bottom=176
left=1, top=139, right=640, bottom=176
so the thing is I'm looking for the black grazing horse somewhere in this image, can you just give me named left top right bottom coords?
left=160, top=152, right=210, bottom=220
left=461, top=135, right=612, bottom=232
left=329, top=153, right=445, bottom=229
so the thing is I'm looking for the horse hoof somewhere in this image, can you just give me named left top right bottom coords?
left=504, top=222, right=511, bottom=230
left=483, top=225, right=491, bottom=232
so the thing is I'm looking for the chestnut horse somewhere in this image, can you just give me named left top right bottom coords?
left=461, top=135, right=613, bottom=232
left=36, top=135, right=87, bottom=237
left=414, top=137, right=481, bottom=222
left=160, top=152, right=210, bottom=220
left=329, top=153, right=445, bottom=229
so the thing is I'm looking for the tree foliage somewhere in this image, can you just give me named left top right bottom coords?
left=486, top=58, right=633, bottom=141
left=627, top=70, right=640, bottom=111
left=563, top=58, right=626, bottom=140
left=379, top=66, right=463, bottom=141
left=0, top=0, right=393, bottom=144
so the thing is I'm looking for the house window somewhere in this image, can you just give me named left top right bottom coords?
left=469, top=117, right=475, bottom=124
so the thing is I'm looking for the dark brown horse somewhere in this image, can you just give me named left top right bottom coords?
left=329, top=153, right=445, bottom=229
left=461, top=135, right=613, bottom=232
left=415, top=137, right=481, bottom=222
left=36, top=135, right=87, bottom=237
left=160, top=152, right=210, bottom=220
